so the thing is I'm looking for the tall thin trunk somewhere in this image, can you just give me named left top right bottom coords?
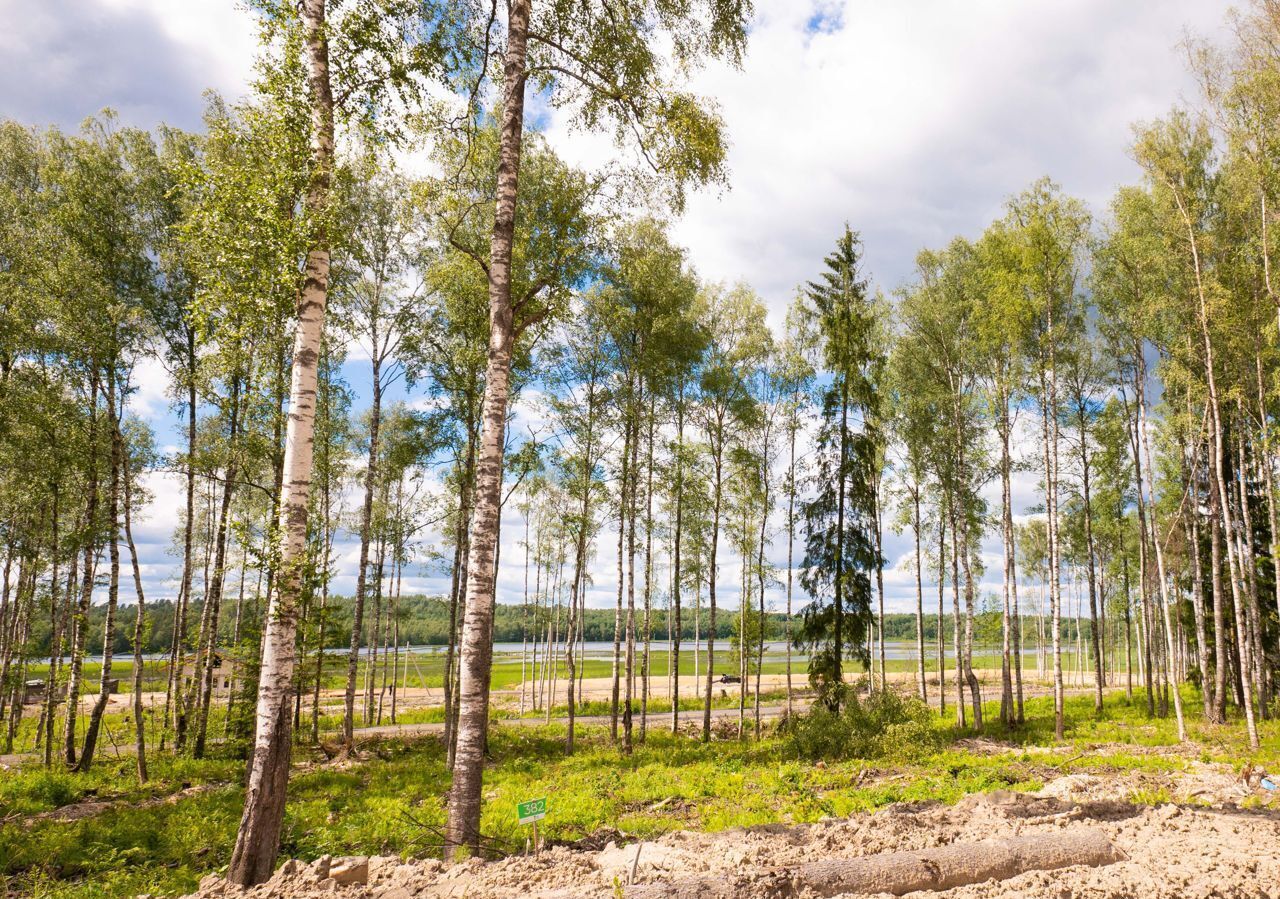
left=703, top=422, right=724, bottom=740
left=63, top=377, right=99, bottom=767
left=364, top=530, right=387, bottom=724
left=1039, top=347, right=1064, bottom=740
left=1122, top=544, right=1133, bottom=701
left=445, top=0, right=530, bottom=855
left=78, top=373, right=123, bottom=772
left=1076, top=403, right=1103, bottom=713
left=874, top=473, right=886, bottom=693
left=563, top=383, right=595, bottom=752
left=937, top=505, right=946, bottom=714
left=611, top=421, right=629, bottom=740
left=671, top=395, right=685, bottom=732
left=1135, top=359, right=1187, bottom=741
left=623, top=383, right=640, bottom=752
left=366, top=534, right=387, bottom=724
left=958, top=504, right=982, bottom=731
left=345, top=353, right=382, bottom=751
left=1236, top=423, right=1268, bottom=717
left=228, top=0, right=333, bottom=881
left=950, top=504, right=965, bottom=728
left=41, top=489, right=61, bottom=768
left=754, top=432, right=770, bottom=740
left=784, top=413, right=796, bottom=717
left=829, top=380, right=848, bottom=710
left=998, top=403, right=1014, bottom=724
left=1171, top=180, right=1245, bottom=745
left=122, top=447, right=149, bottom=783
left=641, top=401, right=655, bottom=741
left=912, top=488, right=926, bottom=703
left=165, top=327, right=198, bottom=749
left=1184, top=441, right=1212, bottom=720
left=194, top=375, right=242, bottom=758
left=442, top=422, right=475, bottom=763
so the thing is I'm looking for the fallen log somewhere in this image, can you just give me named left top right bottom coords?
left=628, top=827, right=1125, bottom=898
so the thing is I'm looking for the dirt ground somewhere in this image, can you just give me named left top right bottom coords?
left=183, top=759, right=1280, bottom=899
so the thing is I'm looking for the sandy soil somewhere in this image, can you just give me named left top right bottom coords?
left=184, top=760, right=1280, bottom=899
left=42, top=666, right=1081, bottom=718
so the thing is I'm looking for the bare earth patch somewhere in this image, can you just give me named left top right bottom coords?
left=183, top=769, right=1280, bottom=898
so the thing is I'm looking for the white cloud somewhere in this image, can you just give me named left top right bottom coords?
left=19, top=0, right=1232, bottom=616
left=97, top=0, right=258, bottom=101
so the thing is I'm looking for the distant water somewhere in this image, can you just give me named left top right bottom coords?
left=47, top=639, right=1040, bottom=666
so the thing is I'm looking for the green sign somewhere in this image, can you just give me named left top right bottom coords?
left=517, top=797, right=548, bottom=824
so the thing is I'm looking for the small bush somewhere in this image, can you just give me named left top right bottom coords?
left=782, top=689, right=940, bottom=761
left=0, top=769, right=77, bottom=816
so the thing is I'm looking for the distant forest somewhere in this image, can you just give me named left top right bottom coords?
left=33, top=594, right=1094, bottom=657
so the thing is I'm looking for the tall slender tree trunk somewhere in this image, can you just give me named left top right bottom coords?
left=1255, top=354, right=1280, bottom=642
left=950, top=505, right=965, bottom=728
left=611, top=421, right=629, bottom=741
left=912, top=489, right=926, bottom=703
left=1039, top=352, right=1064, bottom=741
left=671, top=396, right=685, bottom=732
left=445, top=0, right=530, bottom=854
left=165, top=328, right=198, bottom=750
left=1134, top=359, right=1187, bottom=741
left=194, top=376, right=242, bottom=759
left=1173, top=184, right=1246, bottom=744
left=1122, top=545, right=1133, bottom=701
left=937, top=507, right=946, bottom=714
left=442, top=422, right=475, bottom=763
left=564, top=402, right=595, bottom=752
left=754, top=441, right=769, bottom=741
left=624, top=383, right=640, bottom=753
left=345, top=356, right=382, bottom=751
left=1076, top=408, right=1103, bottom=714
left=998, top=409, right=1014, bottom=725
left=641, top=402, right=655, bottom=741
left=78, top=374, right=123, bottom=772
left=40, top=490, right=61, bottom=768
left=63, top=378, right=99, bottom=767
left=520, top=507, right=530, bottom=717
left=784, top=415, right=796, bottom=717
left=874, top=474, right=886, bottom=692
left=832, top=383, right=848, bottom=709
left=958, top=506, right=982, bottom=731
left=703, top=431, right=724, bottom=741
left=366, top=535, right=387, bottom=724
left=1184, top=444, right=1212, bottom=720
left=122, top=448, right=149, bottom=783
left=228, top=0, right=333, bottom=881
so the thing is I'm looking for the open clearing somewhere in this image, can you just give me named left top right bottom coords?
left=10, top=690, right=1280, bottom=898
left=185, top=761, right=1280, bottom=898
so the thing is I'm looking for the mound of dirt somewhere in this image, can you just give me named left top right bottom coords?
left=184, top=782, right=1280, bottom=898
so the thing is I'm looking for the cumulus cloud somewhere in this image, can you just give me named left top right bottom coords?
left=0, top=0, right=255, bottom=131
left=12, top=0, right=1231, bottom=613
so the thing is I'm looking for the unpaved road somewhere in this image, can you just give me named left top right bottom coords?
left=1, top=670, right=1100, bottom=767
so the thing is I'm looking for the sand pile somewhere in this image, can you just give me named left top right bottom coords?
left=183, top=777, right=1280, bottom=898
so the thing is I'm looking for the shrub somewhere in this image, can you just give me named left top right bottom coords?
left=0, top=769, right=77, bottom=816
left=782, top=688, right=940, bottom=761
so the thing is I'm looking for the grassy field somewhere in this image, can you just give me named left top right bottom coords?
left=20, top=640, right=1103, bottom=700
left=2, top=685, right=1276, bottom=898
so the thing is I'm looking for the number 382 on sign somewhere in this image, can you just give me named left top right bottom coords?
left=517, top=797, right=547, bottom=824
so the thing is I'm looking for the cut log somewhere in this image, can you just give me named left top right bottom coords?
left=628, top=827, right=1125, bottom=898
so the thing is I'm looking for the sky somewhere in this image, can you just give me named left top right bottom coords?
left=0, top=0, right=1236, bottom=618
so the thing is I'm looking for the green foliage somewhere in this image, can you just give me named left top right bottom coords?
left=781, top=688, right=940, bottom=761
left=797, top=226, right=884, bottom=701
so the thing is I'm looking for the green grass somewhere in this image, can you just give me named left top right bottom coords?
left=8, top=684, right=1279, bottom=898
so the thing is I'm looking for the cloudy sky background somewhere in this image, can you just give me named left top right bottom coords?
left=1, top=0, right=1235, bottom=618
